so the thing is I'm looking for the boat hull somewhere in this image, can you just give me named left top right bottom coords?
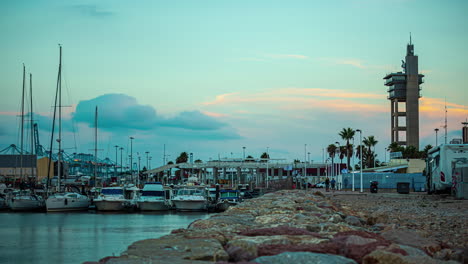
left=94, top=200, right=126, bottom=211
left=138, top=201, right=171, bottom=211
left=172, top=200, right=207, bottom=211
left=46, top=198, right=90, bottom=212
left=8, top=199, right=44, bottom=211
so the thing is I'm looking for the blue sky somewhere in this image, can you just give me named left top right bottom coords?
left=1, top=0, right=467, bottom=167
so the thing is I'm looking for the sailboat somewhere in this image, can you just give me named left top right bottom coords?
left=8, top=65, right=45, bottom=211
left=46, top=46, right=90, bottom=212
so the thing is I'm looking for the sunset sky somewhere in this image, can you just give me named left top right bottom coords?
left=1, top=0, right=467, bottom=167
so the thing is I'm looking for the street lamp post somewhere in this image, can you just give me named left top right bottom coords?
left=435, top=128, right=439, bottom=146
left=130, top=136, right=134, bottom=184
left=242, top=147, right=246, bottom=160
left=356, top=129, right=363, bottom=192
left=266, top=147, right=269, bottom=189
left=304, top=144, right=307, bottom=190
left=145, top=151, right=150, bottom=170
left=119, top=147, right=124, bottom=174
left=352, top=137, right=355, bottom=191
left=384, top=148, right=387, bottom=164
left=335, top=142, right=341, bottom=178
left=114, top=145, right=119, bottom=178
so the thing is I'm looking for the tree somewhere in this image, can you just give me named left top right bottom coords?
left=260, top=152, right=270, bottom=162
left=194, top=159, right=202, bottom=163
left=327, top=144, right=337, bottom=171
left=363, top=136, right=378, bottom=168
left=176, top=152, right=188, bottom=164
left=245, top=155, right=255, bottom=162
left=339, top=127, right=355, bottom=170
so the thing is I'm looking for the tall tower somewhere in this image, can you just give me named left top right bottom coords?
left=384, top=37, right=424, bottom=149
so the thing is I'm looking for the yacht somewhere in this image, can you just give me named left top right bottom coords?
left=94, top=187, right=126, bottom=211
left=136, top=182, right=173, bottom=211
left=172, top=187, right=209, bottom=211
left=46, top=192, right=90, bottom=212
left=7, top=190, right=45, bottom=211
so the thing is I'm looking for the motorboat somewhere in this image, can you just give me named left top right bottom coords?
left=94, top=187, right=126, bottom=211
left=7, top=190, right=45, bottom=211
left=216, top=189, right=241, bottom=212
left=172, top=187, right=208, bottom=211
left=46, top=192, right=90, bottom=212
left=136, top=182, right=173, bottom=211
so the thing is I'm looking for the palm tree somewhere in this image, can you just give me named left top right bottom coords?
left=176, top=152, right=188, bottom=164
left=339, top=127, right=355, bottom=170
left=363, top=136, right=378, bottom=168
left=327, top=144, right=337, bottom=175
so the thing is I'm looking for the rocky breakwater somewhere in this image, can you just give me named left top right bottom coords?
left=91, top=190, right=465, bottom=264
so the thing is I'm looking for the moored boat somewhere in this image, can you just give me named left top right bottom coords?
left=46, top=192, right=90, bottom=212
left=7, top=190, right=45, bottom=211
left=137, top=182, right=173, bottom=211
left=94, top=187, right=126, bottom=211
left=216, top=189, right=241, bottom=212
left=172, top=187, right=208, bottom=211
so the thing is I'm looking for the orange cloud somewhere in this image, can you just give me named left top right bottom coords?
left=201, top=111, right=229, bottom=118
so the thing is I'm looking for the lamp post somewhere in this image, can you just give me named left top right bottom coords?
left=435, top=128, right=439, bottom=146
left=266, top=147, right=269, bottom=189
left=145, top=151, right=150, bottom=170
left=384, top=148, right=387, bottom=164
left=149, top=156, right=152, bottom=170
left=114, top=145, right=119, bottom=178
left=130, top=136, right=134, bottom=184
left=242, top=146, right=246, bottom=160
left=119, top=147, right=124, bottom=174
left=356, top=129, right=363, bottom=192
left=335, top=142, right=341, bottom=177
left=304, top=144, right=307, bottom=190
left=352, top=137, right=355, bottom=191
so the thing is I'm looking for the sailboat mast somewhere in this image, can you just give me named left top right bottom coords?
left=46, top=46, right=61, bottom=195
left=30, top=73, right=35, bottom=180
left=94, top=106, right=98, bottom=187
left=57, top=45, right=62, bottom=192
left=20, top=64, right=25, bottom=184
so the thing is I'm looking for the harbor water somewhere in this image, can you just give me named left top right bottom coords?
left=0, top=211, right=210, bottom=264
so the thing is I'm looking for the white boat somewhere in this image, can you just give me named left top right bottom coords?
left=7, top=190, right=45, bottom=211
left=46, top=192, right=90, bottom=212
left=136, top=182, right=173, bottom=211
left=94, top=187, right=126, bottom=211
left=172, top=187, right=209, bottom=211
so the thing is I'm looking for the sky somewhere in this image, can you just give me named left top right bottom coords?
left=1, top=0, right=467, bottom=168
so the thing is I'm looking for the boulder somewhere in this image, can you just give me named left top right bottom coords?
left=253, top=252, right=357, bottom=264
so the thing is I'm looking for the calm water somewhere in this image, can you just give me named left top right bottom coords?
left=0, top=211, right=210, bottom=264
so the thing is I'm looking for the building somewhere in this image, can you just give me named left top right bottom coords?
left=384, top=37, right=424, bottom=149
left=0, top=154, right=37, bottom=182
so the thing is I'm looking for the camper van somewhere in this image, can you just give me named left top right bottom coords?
left=426, top=144, right=468, bottom=194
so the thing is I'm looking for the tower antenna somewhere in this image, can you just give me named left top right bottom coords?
left=409, top=32, right=412, bottom=45
left=444, top=98, right=448, bottom=144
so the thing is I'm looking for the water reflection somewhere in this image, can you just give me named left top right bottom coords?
left=0, top=211, right=209, bottom=264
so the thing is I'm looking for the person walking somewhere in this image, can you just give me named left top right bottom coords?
left=325, top=177, right=330, bottom=192
left=331, top=178, right=336, bottom=192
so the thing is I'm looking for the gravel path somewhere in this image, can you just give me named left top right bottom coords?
left=324, top=190, right=468, bottom=249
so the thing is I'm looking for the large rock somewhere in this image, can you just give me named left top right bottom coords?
left=362, top=249, right=460, bottom=264
left=381, top=228, right=442, bottom=255
left=253, top=252, right=357, bottom=264
left=119, top=235, right=229, bottom=262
